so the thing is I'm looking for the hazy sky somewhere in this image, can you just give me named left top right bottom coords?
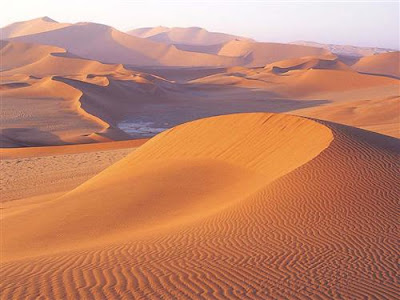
left=1, top=0, right=399, bottom=49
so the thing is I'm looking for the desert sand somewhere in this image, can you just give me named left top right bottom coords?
left=0, top=16, right=70, bottom=39
left=1, top=113, right=399, bottom=299
left=353, top=51, right=400, bottom=78
left=127, top=26, right=253, bottom=46
left=1, top=16, right=399, bottom=299
left=1, top=39, right=398, bottom=148
left=1, top=139, right=147, bottom=202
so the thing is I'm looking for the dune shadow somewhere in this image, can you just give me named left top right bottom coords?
left=56, top=75, right=330, bottom=139
left=0, top=128, right=66, bottom=148
left=356, top=71, right=399, bottom=80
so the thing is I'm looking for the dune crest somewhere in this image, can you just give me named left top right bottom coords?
left=9, top=22, right=242, bottom=67
left=264, top=55, right=350, bottom=73
left=218, top=40, right=330, bottom=66
left=128, top=26, right=253, bottom=46
left=1, top=113, right=399, bottom=298
left=2, top=113, right=333, bottom=260
left=0, top=16, right=70, bottom=38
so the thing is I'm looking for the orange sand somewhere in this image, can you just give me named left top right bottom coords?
left=1, top=113, right=399, bottom=298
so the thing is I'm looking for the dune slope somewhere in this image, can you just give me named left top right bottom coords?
left=353, top=51, right=400, bottom=78
left=218, top=40, right=330, bottom=67
left=0, top=16, right=70, bottom=38
left=128, top=26, right=252, bottom=45
left=9, top=23, right=242, bottom=67
left=191, top=56, right=399, bottom=137
left=2, top=113, right=333, bottom=259
left=1, top=113, right=399, bottom=298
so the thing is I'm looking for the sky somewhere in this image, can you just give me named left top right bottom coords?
left=1, top=0, right=399, bottom=49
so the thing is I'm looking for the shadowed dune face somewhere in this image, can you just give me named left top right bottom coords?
left=2, top=113, right=333, bottom=260
left=0, top=76, right=110, bottom=147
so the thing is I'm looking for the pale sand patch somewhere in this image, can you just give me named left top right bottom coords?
left=0, top=147, right=134, bottom=202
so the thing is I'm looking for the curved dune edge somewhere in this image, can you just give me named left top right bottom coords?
left=1, top=76, right=111, bottom=143
left=2, top=113, right=333, bottom=261
left=1, top=114, right=399, bottom=299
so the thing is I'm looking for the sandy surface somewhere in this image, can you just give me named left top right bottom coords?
left=1, top=113, right=399, bottom=299
left=353, top=51, right=400, bottom=78
left=0, top=139, right=146, bottom=202
left=1, top=18, right=399, bottom=299
left=1, top=148, right=133, bottom=202
left=1, top=39, right=398, bottom=147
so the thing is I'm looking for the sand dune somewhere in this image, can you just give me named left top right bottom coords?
left=2, top=15, right=399, bottom=299
left=2, top=42, right=398, bottom=147
left=0, top=40, right=131, bottom=77
left=0, top=40, right=177, bottom=146
left=0, top=40, right=65, bottom=71
left=1, top=113, right=399, bottom=298
left=0, top=75, right=127, bottom=147
left=0, top=16, right=70, bottom=38
left=128, top=26, right=253, bottom=45
left=190, top=56, right=399, bottom=137
left=291, top=40, right=394, bottom=59
left=9, top=22, right=242, bottom=67
left=5, top=19, right=334, bottom=68
left=1, top=113, right=333, bottom=259
left=193, top=56, right=397, bottom=95
left=293, top=96, right=400, bottom=138
left=218, top=40, right=330, bottom=67
left=264, top=55, right=350, bottom=73
left=353, top=51, right=400, bottom=78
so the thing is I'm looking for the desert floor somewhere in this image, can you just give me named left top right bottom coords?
left=1, top=18, right=399, bottom=299
left=1, top=113, right=399, bottom=299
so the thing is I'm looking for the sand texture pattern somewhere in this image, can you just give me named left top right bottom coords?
left=1, top=113, right=399, bottom=299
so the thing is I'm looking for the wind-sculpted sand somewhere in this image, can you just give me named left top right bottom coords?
left=353, top=51, right=400, bottom=78
left=192, top=55, right=400, bottom=137
left=0, top=139, right=147, bottom=202
left=1, top=113, right=399, bottom=299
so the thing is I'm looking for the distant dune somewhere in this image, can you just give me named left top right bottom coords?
left=264, top=55, right=350, bottom=72
left=0, top=40, right=130, bottom=77
left=0, top=40, right=65, bottom=71
left=1, top=113, right=399, bottom=298
left=353, top=51, right=400, bottom=78
left=2, top=41, right=398, bottom=147
left=193, top=55, right=397, bottom=95
left=0, top=16, right=70, bottom=38
left=291, top=40, right=395, bottom=59
left=128, top=26, right=253, bottom=45
left=218, top=40, right=330, bottom=67
left=4, top=19, right=331, bottom=68
left=8, top=22, right=242, bottom=67
left=191, top=55, right=399, bottom=137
